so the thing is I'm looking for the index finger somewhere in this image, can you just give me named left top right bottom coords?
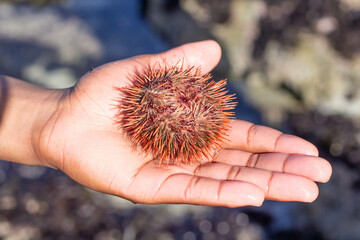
left=223, top=120, right=319, bottom=156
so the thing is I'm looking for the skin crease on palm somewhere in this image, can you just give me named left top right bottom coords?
left=0, top=40, right=332, bottom=207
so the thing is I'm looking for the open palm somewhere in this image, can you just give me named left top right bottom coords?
left=37, top=40, right=332, bottom=207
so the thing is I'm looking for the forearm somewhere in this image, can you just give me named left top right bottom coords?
left=0, top=75, right=63, bottom=166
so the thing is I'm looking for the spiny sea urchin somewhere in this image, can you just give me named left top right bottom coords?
left=115, top=63, right=236, bottom=165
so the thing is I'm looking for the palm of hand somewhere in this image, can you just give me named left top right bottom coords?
left=38, top=41, right=332, bottom=207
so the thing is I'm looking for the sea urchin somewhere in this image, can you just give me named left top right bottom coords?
left=115, top=63, right=236, bottom=165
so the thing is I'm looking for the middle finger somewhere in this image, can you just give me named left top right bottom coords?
left=213, top=149, right=331, bottom=183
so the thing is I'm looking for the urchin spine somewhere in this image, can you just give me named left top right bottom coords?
left=115, top=63, right=236, bottom=165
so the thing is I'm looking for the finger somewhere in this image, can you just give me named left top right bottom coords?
left=223, top=120, right=319, bottom=156
left=135, top=40, right=222, bottom=73
left=266, top=173, right=319, bottom=202
left=100, top=40, right=222, bottom=84
left=191, top=162, right=319, bottom=202
left=214, top=150, right=332, bottom=183
left=150, top=173, right=264, bottom=207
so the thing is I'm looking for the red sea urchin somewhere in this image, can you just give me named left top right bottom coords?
left=115, top=63, right=236, bottom=165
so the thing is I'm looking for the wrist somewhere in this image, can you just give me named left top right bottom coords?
left=0, top=76, right=65, bottom=167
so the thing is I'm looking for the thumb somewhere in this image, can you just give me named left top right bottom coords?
left=89, top=40, right=222, bottom=88
left=132, top=39, right=223, bottom=73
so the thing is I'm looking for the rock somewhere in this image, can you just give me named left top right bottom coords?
left=303, top=161, right=360, bottom=240
left=0, top=3, right=103, bottom=88
left=244, top=33, right=360, bottom=122
left=340, top=0, right=360, bottom=10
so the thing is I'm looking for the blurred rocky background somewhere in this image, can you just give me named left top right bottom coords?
left=0, top=0, right=360, bottom=239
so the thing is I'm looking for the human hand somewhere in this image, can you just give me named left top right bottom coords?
left=35, top=40, right=332, bottom=207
